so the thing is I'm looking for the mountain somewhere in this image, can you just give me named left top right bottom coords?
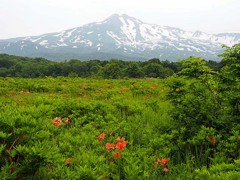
left=0, top=14, right=240, bottom=61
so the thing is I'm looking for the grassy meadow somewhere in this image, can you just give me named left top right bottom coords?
left=1, top=44, right=240, bottom=180
left=0, top=75, right=239, bottom=179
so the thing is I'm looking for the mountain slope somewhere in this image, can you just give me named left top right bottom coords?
left=0, top=14, right=240, bottom=61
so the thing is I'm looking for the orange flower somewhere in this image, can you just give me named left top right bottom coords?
left=99, top=141, right=103, bottom=145
left=121, top=87, right=128, bottom=91
left=163, top=167, right=168, bottom=173
left=207, top=137, right=217, bottom=145
left=106, top=143, right=115, bottom=151
left=155, top=158, right=169, bottom=166
left=98, top=132, right=106, bottom=139
left=116, top=136, right=125, bottom=142
left=211, top=137, right=217, bottom=144
left=113, top=153, right=121, bottom=158
left=53, top=117, right=62, bottom=126
left=116, top=136, right=121, bottom=142
left=116, top=141, right=127, bottom=151
left=18, top=99, right=25, bottom=104
left=161, top=158, right=168, bottom=165
left=65, top=158, right=71, bottom=165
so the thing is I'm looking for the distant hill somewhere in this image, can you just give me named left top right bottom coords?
left=0, top=14, right=240, bottom=61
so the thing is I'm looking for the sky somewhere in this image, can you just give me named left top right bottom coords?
left=0, top=0, right=240, bottom=39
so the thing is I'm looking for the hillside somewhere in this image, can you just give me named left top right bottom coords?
left=0, top=14, right=240, bottom=61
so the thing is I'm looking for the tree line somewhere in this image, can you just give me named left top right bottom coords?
left=0, top=53, right=224, bottom=78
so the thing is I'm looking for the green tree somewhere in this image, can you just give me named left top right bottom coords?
left=178, top=56, right=212, bottom=78
left=143, top=63, right=172, bottom=78
left=0, top=67, right=9, bottom=77
left=219, top=44, right=240, bottom=116
left=124, top=62, right=144, bottom=78
left=103, top=61, right=122, bottom=79
left=219, top=44, right=240, bottom=81
left=167, top=57, right=222, bottom=136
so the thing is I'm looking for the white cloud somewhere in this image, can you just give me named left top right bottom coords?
left=30, top=0, right=234, bottom=12
left=0, top=0, right=239, bottom=38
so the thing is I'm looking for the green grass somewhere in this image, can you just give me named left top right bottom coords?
left=0, top=77, right=239, bottom=179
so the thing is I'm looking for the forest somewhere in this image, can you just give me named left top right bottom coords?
left=0, top=44, right=239, bottom=179
left=0, top=53, right=223, bottom=79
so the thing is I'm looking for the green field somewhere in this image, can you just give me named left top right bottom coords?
left=0, top=45, right=240, bottom=179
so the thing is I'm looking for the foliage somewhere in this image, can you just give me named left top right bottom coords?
left=165, top=51, right=240, bottom=177
left=0, top=54, right=220, bottom=79
left=0, top=77, right=173, bottom=179
left=219, top=44, right=240, bottom=117
left=0, top=44, right=240, bottom=179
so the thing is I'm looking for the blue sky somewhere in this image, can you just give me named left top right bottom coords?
left=0, top=0, right=239, bottom=39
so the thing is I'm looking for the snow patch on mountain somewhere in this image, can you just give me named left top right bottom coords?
left=40, top=40, right=48, bottom=46
left=0, top=14, right=239, bottom=61
left=107, top=31, right=122, bottom=45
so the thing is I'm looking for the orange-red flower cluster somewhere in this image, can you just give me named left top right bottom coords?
left=163, top=167, right=168, bottom=173
left=97, top=132, right=106, bottom=146
left=155, top=157, right=169, bottom=173
left=97, top=132, right=127, bottom=159
left=116, top=141, right=127, bottom=151
left=53, top=117, right=62, bottom=126
left=207, top=137, right=217, bottom=145
left=155, top=158, right=168, bottom=166
left=106, top=143, right=115, bottom=151
left=98, top=132, right=106, bottom=140
left=161, top=158, right=168, bottom=165
left=53, top=116, right=72, bottom=126
left=115, top=136, right=127, bottom=151
left=112, top=153, right=121, bottom=159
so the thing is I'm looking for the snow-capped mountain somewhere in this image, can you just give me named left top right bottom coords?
left=0, top=14, right=240, bottom=61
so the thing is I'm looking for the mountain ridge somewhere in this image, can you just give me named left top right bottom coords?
left=0, top=14, right=240, bottom=61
